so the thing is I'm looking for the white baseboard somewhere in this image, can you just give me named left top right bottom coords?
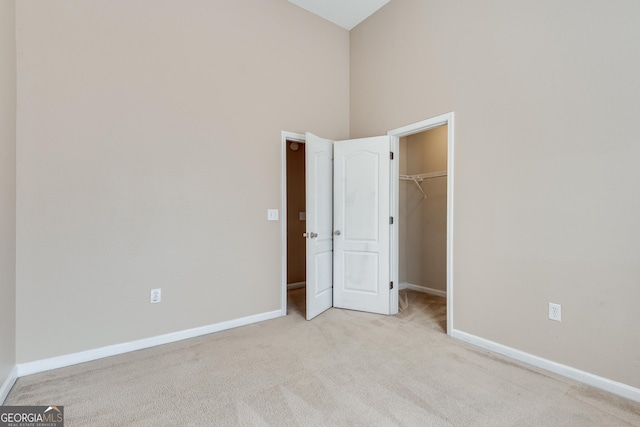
left=287, top=281, right=305, bottom=290
left=0, top=365, right=18, bottom=404
left=17, top=309, right=282, bottom=378
left=400, top=282, right=447, bottom=298
left=452, top=329, right=640, bottom=403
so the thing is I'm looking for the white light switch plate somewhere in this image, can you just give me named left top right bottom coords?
left=267, top=209, right=279, bottom=221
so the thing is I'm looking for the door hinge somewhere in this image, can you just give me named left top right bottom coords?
left=390, top=216, right=394, bottom=225
left=390, top=151, right=394, bottom=160
left=390, top=281, right=394, bottom=290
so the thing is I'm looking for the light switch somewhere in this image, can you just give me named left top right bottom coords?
left=267, top=209, right=279, bottom=221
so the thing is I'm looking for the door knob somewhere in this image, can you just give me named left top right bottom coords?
left=303, top=232, right=307, bottom=238
left=334, top=230, right=341, bottom=236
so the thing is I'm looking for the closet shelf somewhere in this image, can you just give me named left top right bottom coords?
left=399, top=171, right=447, bottom=199
left=400, top=171, right=447, bottom=181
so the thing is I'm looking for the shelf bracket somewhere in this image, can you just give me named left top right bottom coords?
left=411, top=176, right=427, bottom=199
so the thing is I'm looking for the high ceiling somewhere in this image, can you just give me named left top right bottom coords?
left=288, top=0, right=390, bottom=30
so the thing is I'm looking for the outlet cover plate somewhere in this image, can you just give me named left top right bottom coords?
left=549, top=302, right=561, bottom=321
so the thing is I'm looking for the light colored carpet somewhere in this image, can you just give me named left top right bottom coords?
left=5, top=289, right=640, bottom=426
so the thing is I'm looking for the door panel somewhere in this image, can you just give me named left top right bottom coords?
left=344, top=151, right=379, bottom=242
left=333, top=136, right=390, bottom=315
left=344, top=252, right=379, bottom=293
left=305, top=133, right=334, bottom=320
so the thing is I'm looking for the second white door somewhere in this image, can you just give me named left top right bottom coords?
left=305, top=133, right=334, bottom=320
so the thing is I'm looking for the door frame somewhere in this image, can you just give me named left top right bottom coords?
left=388, top=112, right=455, bottom=335
left=280, top=131, right=306, bottom=316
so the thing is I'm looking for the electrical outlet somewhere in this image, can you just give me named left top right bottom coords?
left=150, top=288, right=161, bottom=304
left=548, top=302, right=561, bottom=321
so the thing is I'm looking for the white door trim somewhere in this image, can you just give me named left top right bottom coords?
left=281, top=131, right=306, bottom=316
left=388, top=112, right=455, bottom=334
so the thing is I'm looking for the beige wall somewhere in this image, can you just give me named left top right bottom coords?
left=15, top=0, right=349, bottom=362
left=400, top=126, right=447, bottom=292
left=352, top=0, right=640, bottom=388
left=0, top=0, right=17, bottom=389
left=286, top=142, right=305, bottom=284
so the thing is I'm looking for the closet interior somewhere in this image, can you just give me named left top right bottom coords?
left=398, top=125, right=448, bottom=329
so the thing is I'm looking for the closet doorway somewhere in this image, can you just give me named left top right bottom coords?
left=282, top=135, right=307, bottom=318
left=389, top=112, right=454, bottom=335
left=280, top=131, right=392, bottom=320
left=397, top=125, right=448, bottom=332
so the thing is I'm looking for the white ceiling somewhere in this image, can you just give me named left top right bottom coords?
left=289, top=0, right=390, bottom=31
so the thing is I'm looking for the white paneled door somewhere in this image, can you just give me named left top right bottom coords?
left=333, top=136, right=391, bottom=314
left=305, top=133, right=334, bottom=320
left=304, top=133, right=391, bottom=319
